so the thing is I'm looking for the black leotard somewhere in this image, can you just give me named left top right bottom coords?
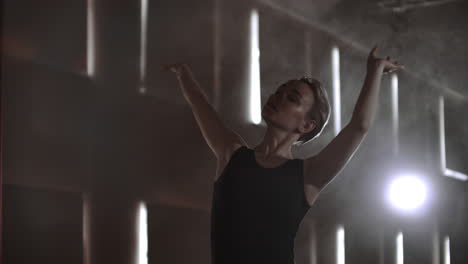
left=210, top=145, right=310, bottom=264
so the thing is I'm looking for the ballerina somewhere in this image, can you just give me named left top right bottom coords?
left=163, top=44, right=404, bottom=264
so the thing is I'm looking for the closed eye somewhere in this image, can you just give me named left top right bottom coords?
left=275, top=90, right=298, bottom=103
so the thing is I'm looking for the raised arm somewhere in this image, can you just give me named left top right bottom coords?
left=304, top=45, right=404, bottom=191
left=163, top=63, right=246, bottom=161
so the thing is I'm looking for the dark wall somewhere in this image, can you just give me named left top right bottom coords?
left=2, top=56, right=92, bottom=192
left=147, top=204, right=211, bottom=264
left=2, top=184, right=83, bottom=264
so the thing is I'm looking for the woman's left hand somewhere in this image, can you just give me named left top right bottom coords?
left=367, top=44, right=405, bottom=75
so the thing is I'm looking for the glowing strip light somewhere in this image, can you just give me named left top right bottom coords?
left=439, top=96, right=446, bottom=170
left=432, top=225, right=440, bottom=264
left=304, top=32, right=312, bottom=76
left=139, top=0, right=148, bottom=94
left=438, top=96, right=468, bottom=180
left=87, top=0, right=96, bottom=77
left=337, top=225, right=345, bottom=264
left=396, top=231, right=404, bottom=264
left=310, top=222, right=317, bottom=264
left=82, top=194, right=90, bottom=264
left=249, top=9, right=262, bottom=125
left=444, top=236, right=450, bottom=264
left=331, top=46, right=341, bottom=135
left=138, top=202, right=148, bottom=264
left=444, top=168, right=468, bottom=181
left=213, top=0, right=222, bottom=110
left=391, top=74, right=399, bottom=156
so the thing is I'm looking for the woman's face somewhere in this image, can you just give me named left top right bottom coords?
left=262, top=79, right=316, bottom=133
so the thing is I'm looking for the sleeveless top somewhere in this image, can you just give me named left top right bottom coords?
left=210, top=145, right=310, bottom=264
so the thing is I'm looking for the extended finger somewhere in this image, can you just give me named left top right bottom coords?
left=370, top=45, right=378, bottom=57
left=393, top=61, right=405, bottom=68
left=162, top=64, right=179, bottom=73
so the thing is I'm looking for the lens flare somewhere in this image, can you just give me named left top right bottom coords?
left=388, top=176, right=427, bottom=210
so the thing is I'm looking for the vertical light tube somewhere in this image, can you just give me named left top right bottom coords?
left=432, top=224, right=440, bottom=264
left=331, top=46, right=341, bottom=135
left=139, top=0, right=148, bottom=94
left=87, top=0, right=96, bottom=77
left=304, top=31, right=312, bottom=76
left=443, top=236, right=450, bottom=264
left=249, top=9, right=262, bottom=124
left=337, top=225, right=345, bottom=264
left=309, top=221, right=317, bottom=264
left=391, top=74, right=399, bottom=156
left=138, top=201, right=148, bottom=264
left=378, top=229, right=384, bottom=264
left=213, top=0, right=222, bottom=110
left=82, top=193, right=91, bottom=264
left=396, top=231, right=404, bottom=264
left=439, top=95, right=446, bottom=172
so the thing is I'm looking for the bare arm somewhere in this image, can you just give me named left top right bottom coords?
left=352, top=45, right=404, bottom=129
left=163, top=63, right=246, bottom=160
left=304, top=45, right=404, bottom=190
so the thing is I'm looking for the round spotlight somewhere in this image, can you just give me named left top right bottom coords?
left=388, top=176, right=427, bottom=210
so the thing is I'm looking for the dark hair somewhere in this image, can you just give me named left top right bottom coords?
left=294, top=77, right=331, bottom=145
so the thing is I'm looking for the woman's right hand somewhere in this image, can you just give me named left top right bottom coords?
left=162, top=63, right=192, bottom=79
left=162, top=62, right=200, bottom=98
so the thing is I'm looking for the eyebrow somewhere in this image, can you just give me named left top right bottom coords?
left=278, top=81, right=303, bottom=100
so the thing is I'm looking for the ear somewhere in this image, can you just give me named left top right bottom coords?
left=299, top=119, right=317, bottom=134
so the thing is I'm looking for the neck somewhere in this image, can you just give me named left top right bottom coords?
left=254, top=127, right=298, bottom=159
